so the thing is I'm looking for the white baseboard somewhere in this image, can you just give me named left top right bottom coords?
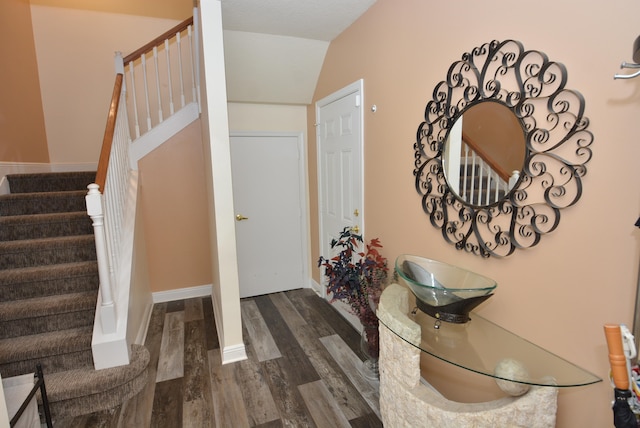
left=222, top=343, right=248, bottom=364
left=134, top=301, right=154, bottom=345
left=310, top=278, right=323, bottom=297
left=152, top=284, right=213, bottom=303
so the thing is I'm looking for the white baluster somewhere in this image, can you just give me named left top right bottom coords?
left=141, top=55, right=152, bottom=132
left=153, top=46, right=163, bottom=123
left=176, top=31, right=186, bottom=108
left=462, top=144, right=469, bottom=200
left=85, top=184, right=116, bottom=334
left=128, top=61, right=141, bottom=138
left=104, top=171, right=118, bottom=276
left=478, top=162, right=489, bottom=204
left=165, top=39, right=175, bottom=115
left=188, top=24, right=198, bottom=107
left=470, top=152, right=477, bottom=205
left=493, top=170, right=501, bottom=202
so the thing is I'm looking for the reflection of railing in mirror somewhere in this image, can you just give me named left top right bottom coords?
left=449, top=139, right=519, bottom=206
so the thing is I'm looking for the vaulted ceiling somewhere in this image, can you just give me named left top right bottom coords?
left=220, top=0, right=377, bottom=104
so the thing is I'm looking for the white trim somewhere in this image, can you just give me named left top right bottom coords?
left=134, top=301, right=154, bottom=345
left=129, top=102, right=200, bottom=166
left=152, top=283, right=213, bottom=303
left=310, top=278, right=322, bottom=296
left=222, top=343, right=248, bottom=364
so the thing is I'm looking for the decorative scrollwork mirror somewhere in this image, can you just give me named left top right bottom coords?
left=414, top=39, right=593, bottom=257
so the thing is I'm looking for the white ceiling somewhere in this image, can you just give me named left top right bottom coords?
left=221, top=0, right=377, bottom=41
left=220, top=0, right=377, bottom=104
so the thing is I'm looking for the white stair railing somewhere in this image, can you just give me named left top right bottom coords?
left=459, top=142, right=512, bottom=205
left=86, top=12, right=200, bottom=369
left=115, top=16, right=199, bottom=140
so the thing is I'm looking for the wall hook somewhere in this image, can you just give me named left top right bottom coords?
left=614, top=62, right=640, bottom=80
left=614, top=36, right=640, bottom=79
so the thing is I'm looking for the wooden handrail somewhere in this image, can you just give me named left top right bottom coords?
left=461, top=131, right=510, bottom=181
left=122, top=16, right=194, bottom=64
left=95, top=73, right=124, bottom=190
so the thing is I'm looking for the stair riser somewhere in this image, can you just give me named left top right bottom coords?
left=0, top=349, right=93, bottom=379
left=0, top=309, right=96, bottom=339
left=0, top=217, right=93, bottom=241
left=0, top=239, right=96, bottom=270
left=0, top=192, right=87, bottom=216
left=7, top=172, right=96, bottom=194
left=0, top=271, right=98, bottom=301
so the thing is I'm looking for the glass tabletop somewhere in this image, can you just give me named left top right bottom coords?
left=379, top=308, right=602, bottom=388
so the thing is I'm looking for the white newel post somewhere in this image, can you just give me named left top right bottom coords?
left=86, top=184, right=117, bottom=334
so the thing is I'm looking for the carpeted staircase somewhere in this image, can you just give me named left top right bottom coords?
left=0, top=171, right=149, bottom=423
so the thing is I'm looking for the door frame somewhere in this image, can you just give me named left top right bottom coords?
left=230, top=130, right=311, bottom=294
left=315, top=79, right=365, bottom=299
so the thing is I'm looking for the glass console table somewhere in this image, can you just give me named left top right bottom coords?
left=377, top=283, right=602, bottom=427
left=379, top=307, right=602, bottom=388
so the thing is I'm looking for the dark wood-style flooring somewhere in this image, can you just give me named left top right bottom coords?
left=61, top=288, right=382, bottom=427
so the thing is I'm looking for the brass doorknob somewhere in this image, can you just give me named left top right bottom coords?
left=236, top=214, right=249, bottom=221
left=351, top=225, right=360, bottom=234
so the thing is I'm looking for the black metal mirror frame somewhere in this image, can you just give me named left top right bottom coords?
left=414, top=39, right=594, bottom=258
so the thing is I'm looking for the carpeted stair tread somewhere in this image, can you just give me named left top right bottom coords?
left=45, top=344, right=149, bottom=402
left=0, top=211, right=92, bottom=241
left=45, top=345, right=150, bottom=420
left=0, top=261, right=98, bottom=301
left=0, top=288, right=96, bottom=340
left=0, top=326, right=92, bottom=361
left=0, top=190, right=87, bottom=216
left=0, top=234, right=96, bottom=269
left=6, top=171, right=96, bottom=193
left=0, top=290, right=97, bottom=322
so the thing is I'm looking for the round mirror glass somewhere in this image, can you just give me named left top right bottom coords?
left=443, top=102, right=526, bottom=206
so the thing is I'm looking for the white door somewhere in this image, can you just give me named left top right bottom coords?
left=316, top=80, right=364, bottom=300
left=230, top=133, right=308, bottom=298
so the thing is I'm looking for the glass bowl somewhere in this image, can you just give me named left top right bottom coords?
left=395, top=255, right=497, bottom=323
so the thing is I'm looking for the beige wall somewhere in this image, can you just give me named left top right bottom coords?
left=227, top=103, right=308, bottom=133
left=309, top=0, right=640, bottom=426
left=138, top=120, right=212, bottom=292
left=0, top=0, right=48, bottom=162
left=29, top=5, right=181, bottom=163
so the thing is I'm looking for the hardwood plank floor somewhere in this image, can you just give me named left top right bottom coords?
left=60, top=288, right=382, bottom=427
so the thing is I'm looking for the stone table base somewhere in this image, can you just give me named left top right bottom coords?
left=377, top=284, right=558, bottom=428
